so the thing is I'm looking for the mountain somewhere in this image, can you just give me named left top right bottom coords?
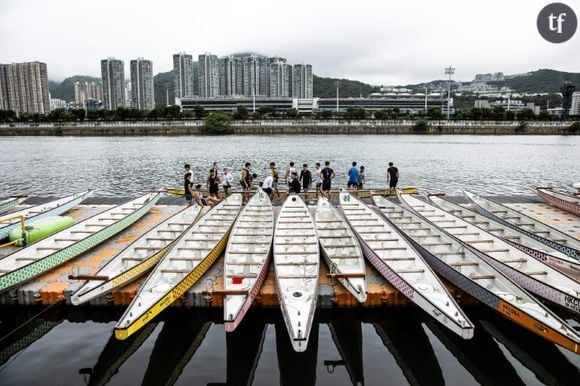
left=154, top=70, right=175, bottom=107
left=313, top=75, right=377, bottom=98
left=49, top=75, right=101, bottom=102
left=488, top=69, right=580, bottom=93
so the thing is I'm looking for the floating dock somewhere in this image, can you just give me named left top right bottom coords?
left=0, top=195, right=578, bottom=308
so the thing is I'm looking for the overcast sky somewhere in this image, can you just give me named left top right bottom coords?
left=1, top=0, right=578, bottom=85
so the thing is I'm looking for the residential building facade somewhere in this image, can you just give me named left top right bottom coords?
left=218, top=56, right=243, bottom=96
left=0, top=61, right=50, bottom=115
left=74, top=81, right=103, bottom=107
left=242, top=55, right=269, bottom=96
left=198, top=53, right=219, bottom=98
left=130, top=58, right=155, bottom=110
left=173, top=52, right=195, bottom=99
left=292, top=64, right=313, bottom=98
left=269, top=57, right=292, bottom=98
left=101, top=58, right=125, bottom=110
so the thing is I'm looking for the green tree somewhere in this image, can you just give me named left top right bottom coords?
left=233, top=105, right=249, bottom=120
left=69, top=108, right=86, bottom=122
left=516, top=109, right=536, bottom=121
left=0, top=110, right=17, bottom=122
left=427, top=107, right=443, bottom=120
left=315, top=110, right=333, bottom=119
left=568, top=121, right=580, bottom=134
left=194, top=105, right=205, bottom=119
left=538, top=110, right=551, bottom=121
left=412, top=119, right=430, bottom=133
left=202, top=112, right=233, bottom=135
left=345, top=107, right=367, bottom=119
left=505, top=110, right=515, bottom=121
left=285, top=108, right=299, bottom=119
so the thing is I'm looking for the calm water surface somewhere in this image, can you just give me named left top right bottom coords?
left=0, top=135, right=578, bottom=196
left=0, top=308, right=578, bottom=386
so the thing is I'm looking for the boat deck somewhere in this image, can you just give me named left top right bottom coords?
left=0, top=196, right=578, bottom=307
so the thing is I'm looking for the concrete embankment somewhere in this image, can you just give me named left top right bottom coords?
left=0, top=119, right=577, bottom=136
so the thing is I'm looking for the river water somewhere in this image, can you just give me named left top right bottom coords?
left=0, top=135, right=578, bottom=196
left=0, top=135, right=579, bottom=385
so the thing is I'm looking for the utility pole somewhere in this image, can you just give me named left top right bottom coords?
left=335, top=81, right=340, bottom=113
left=252, top=85, right=256, bottom=113
left=166, top=89, right=169, bottom=107
left=424, top=86, right=428, bottom=114
left=444, top=66, right=455, bottom=120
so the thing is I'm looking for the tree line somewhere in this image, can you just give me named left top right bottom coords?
left=0, top=105, right=575, bottom=123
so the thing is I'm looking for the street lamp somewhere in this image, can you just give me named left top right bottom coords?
left=444, top=66, right=455, bottom=120
left=335, top=81, right=340, bottom=113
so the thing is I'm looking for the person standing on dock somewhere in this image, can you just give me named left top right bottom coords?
left=315, top=163, right=323, bottom=197
left=348, top=161, right=359, bottom=190
left=358, top=166, right=366, bottom=189
left=290, top=171, right=301, bottom=194
left=321, top=161, right=335, bottom=198
left=240, top=162, right=252, bottom=201
left=222, top=168, right=233, bottom=197
left=184, top=171, right=193, bottom=204
left=387, top=162, right=399, bottom=195
left=284, top=162, right=297, bottom=192
left=300, top=164, right=312, bottom=197
left=270, top=162, right=280, bottom=200
left=207, top=168, right=221, bottom=199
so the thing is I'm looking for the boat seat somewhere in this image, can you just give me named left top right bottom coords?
left=383, top=257, right=415, bottom=261
left=441, top=225, right=467, bottom=229
left=227, top=261, right=264, bottom=266
left=110, top=212, right=129, bottom=215
left=70, top=230, right=94, bottom=234
left=54, top=238, right=81, bottom=242
left=502, top=236, right=521, bottom=240
left=317, top=227, right=348, bottom=231
left=357, top=229, right=391, bottom=233
left=275, top=251, right=318, bottom=255
left=470, top=274, right=495, bottom=280
left=482, top=249, right=510, bottom=253
left=230, top=241, right=271, bottom=245
left=422, top=242, right=452, bottom=247
left=279, top=215, right=309, bottom=219
left=134, top=246, right=160, bottom=250
left=437, top=251, right=466, bottom=256
left=85, top=224, right=108, bottom=227
left=226, top=273, right=258, bottom=279
left=157, top=229, right=184, bottom=233
left=169, top=257, right=202, bottom=261
left=277, top=274, right=318, bottom=279
left=15, top=257, right=38, bottom=261
left=348, top=219, right=379, bottom=222
left=492, top=210, right=508, bottom=214
left=276, top=261, right=318, bottom=265
left=319, top=235, right=350, bottom=239
left=330, top=255, right=360, bottom=259
left=168, top=222, right=191, bottom=226
left=35, top=247, right=60, bottom=251
left=450, top=261, right=479, bottom=267
left=402, top=227, right=431, bottom=231
left=229, top=251, right=267, bottom=255
left=395, top=269, right=424, bottom=274
left=177, top=247, right=211, bottom=251
left=517, top=223, right=535, bottom=227
left=122, top=257, right=144, bottom=261
left=161, top=269, right=190, bottom=274
left=97, top=218, right=118, bottom=221
left=354, top=224, right=385, bottom=228
left=499, top=258, right=527, bottom=264
left=503, top=216, right=521, bottom=220
left=146, top=237, right=174, bottom=241
left=459, top=215, right=476, bottom=219
left=373, top=246, right=407, bottom=251
left=431, top=220, right=457, bottom=224
left=465, top=240, right=494, bottom=244
left=412, top=235, right=441, bottom=239
left=524, top=271, right=548, bottom=275
left=236, top=226, right=272, bottom=229
left=453, top=232, right=479, bottom=236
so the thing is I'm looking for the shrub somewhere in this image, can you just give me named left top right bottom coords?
left=514, top=121, right=527, bottom=133
left=412, top=119, right=429, bottom=133
left=201, top=112, right=233, bottom=135
left=569, top=121, right=580, bottom=134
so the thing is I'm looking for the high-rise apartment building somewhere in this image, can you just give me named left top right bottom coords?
left=0, top=61, right=50, bottom=115
left=219, top=56, right=243, bottom=96
left=269, top=57, right=292, bottom=98
left=173, top=52, right=195, bottom=99
left=74, top=81, right=103, bottom=107
left=101, top=58, right=125, bottom=110
left=242, top=55, right=270, bottom=97
left=130, top=58, right=155, bottom=110
left=292, top=64, right=313, bottom=98
left=198, top=53, right=219, bottom=98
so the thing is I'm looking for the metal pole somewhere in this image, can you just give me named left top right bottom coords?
left=444, top=66, right=455, bottom=120
left=424, top=86, right=428, bottom=114
left=336, top=81, right=340, bottom=113
left=252, top=85, right=256, bottom=113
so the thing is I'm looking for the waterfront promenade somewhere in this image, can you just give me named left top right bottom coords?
left=0, top=119, right=577, bottom=136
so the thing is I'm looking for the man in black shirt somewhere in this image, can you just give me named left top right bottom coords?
left=321, top=161, right=335, bottom=198
left=387, top=162, right=399, bottom=195
left=184, top=164, right=193, bottom=203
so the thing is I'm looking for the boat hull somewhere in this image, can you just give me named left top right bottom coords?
left=538, top=188, right=580, bottom=216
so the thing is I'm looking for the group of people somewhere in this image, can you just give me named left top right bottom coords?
left=183, top=160, right=399, bottom=206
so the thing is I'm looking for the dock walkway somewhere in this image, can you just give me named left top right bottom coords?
left=0, top=196, right=578, bottom=308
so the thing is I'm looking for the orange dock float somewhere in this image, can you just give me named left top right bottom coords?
left=0, top=202, right=476, bottom=308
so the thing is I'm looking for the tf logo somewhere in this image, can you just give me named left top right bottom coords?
left=537, top=3, right=577, bottom=43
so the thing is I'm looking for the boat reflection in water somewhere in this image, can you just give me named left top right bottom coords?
left=210, top=314, right=267, bottom=386
left=0, top=308, right=579, bottom=385
left=480, top=317, right=580, bottom=386
left=374, top=310, right=444, bottom=386
left=326, top=317, right=364, bottom=386
left=426, top=319, right=524, bottom=386
left=276, top=317, right=319, bottom=386
left=141, top=312, right=210, bottom=386
left=83, top=322, right=157, bottom=386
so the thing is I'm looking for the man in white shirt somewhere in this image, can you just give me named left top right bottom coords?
left=221, top=168, right=233, bottom=196
left=262, top=175, right=274, bottom=197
